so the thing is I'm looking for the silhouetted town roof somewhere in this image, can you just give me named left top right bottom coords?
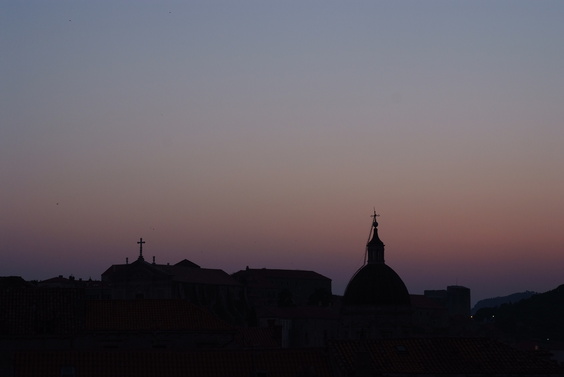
left=330, top=337, right=563, bottom=375
left=174, top=259, right=200, bottom=268
left=85, top=300, right=233, bottom=332
left=13, top=338, right=563, bottom=376
left=232, top=268, right=331, bottom=293
left=102, top=258, right=241, bottom=286
left=233, top=326, right=282, bottom=349
left=0, top=287, right=84, bottom=336
left=233, top=268, right=331, bottom=282
left=38, top=275, right=90, bottom=288
left=101, top=259, right=171, bottom=282
left=257, top=305, right=340, bottom=320
left=0, top=276, right=32, bottom=290
left=165, top=265, right=240, bottom=286
left=14, top=348, right=333, bottom=377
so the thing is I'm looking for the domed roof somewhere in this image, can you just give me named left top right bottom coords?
left=342, top=212, right=410, bottom=307
left=343, top=263, right=410, bottom=306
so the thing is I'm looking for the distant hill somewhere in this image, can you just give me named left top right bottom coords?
left=472, top=291, right=537, bottom=314
left=474, top=284, right=564, bottom=341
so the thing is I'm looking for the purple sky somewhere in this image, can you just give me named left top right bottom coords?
left=2, top=1, right=564, bottom=305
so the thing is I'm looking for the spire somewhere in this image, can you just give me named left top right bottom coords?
left=137, top=238, right=146, bottom=261
left=366, top=211, right=385, bottom=264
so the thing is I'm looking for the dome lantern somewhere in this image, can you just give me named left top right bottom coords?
left=343, top=212, right=410, bottom=307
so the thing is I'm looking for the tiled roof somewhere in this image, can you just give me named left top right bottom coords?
left=174, top=259, right=200, bottom=268
left=233, top=268, right=331, bottom=282
left=233, top=326, right=282, bottom=348
left=102, top=260, right=240, bottom=286
left=257, top=305, right=340, bottom=320
left=0, top=276, right=32, bottom=289
left=101, top=260, right=172, bottom=281
left=40, top=276, right=72, bottom=284
left=330, top=337, right=563, bottom=375
left=37, top=277, right=107, bottom=290
left=0, top=288, right=84, bottom=336
left=166, top=265, right=241, bottom=286
left=85, top=300, right=233, bottom=332
left=14, top=348, right=334, bottom=377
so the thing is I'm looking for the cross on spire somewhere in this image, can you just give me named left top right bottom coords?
left=371, top=209, right=380, bottom=226
left=137, top=238, right=146, bottom=261
left=366, top=209, right=385, bottom=264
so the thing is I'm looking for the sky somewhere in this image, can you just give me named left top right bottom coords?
left=2, top=1, right=563, bottom=305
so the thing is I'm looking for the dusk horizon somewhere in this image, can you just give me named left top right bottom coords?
left=2, top=213, right=561, bottom=307
left=3, top=1, right=564, bottom=307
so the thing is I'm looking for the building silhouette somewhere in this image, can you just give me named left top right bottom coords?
left=340, top=212, right=412, bottom=339
left=1, top=214, right=563, bottom=376
left=101, top=239, right=247, bottom=324
left=232, top=267, right=332, bottom=308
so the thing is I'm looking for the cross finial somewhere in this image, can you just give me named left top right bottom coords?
left=371, top=209, right=380, bottom=227
left=137, top=238, right=146, bottom=260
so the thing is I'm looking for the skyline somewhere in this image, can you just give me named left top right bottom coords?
left=2, top=1, right=564, bottom=305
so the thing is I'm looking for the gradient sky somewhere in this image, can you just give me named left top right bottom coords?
left=2, top=1, right=563, bottom=305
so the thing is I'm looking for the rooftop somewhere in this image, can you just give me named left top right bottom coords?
left=85, top=299, right=233, bottom=332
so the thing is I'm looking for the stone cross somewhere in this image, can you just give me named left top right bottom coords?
left=137, top=238, right=146, bottom=260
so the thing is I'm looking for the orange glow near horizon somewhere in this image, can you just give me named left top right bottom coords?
left=3, top=2, right=564, bottom=305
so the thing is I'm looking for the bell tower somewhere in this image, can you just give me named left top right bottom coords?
left=366, top=211, right=385, bottom=264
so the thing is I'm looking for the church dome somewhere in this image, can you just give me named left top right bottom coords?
left=343, top=263, right=410, bottom=306
left=342, top=213, right=410, bottom=306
